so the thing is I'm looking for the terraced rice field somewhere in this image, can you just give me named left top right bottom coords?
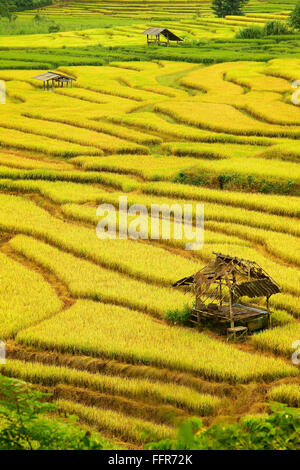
left=0, top=0, right=300, bottom=448
left=0, top=0, right=295, bottom=52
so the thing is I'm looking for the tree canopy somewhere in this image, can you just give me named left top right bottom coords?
left=211, top=0, right=249, bottom=18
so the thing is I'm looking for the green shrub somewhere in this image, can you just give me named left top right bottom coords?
left=263, top=21, right=291, bottom=36
left=48, top=23, right=60, bottom=33
left=166, top=305, right=192, bottom=326
left=147, top=404, right=300, bottom=450
left=0, top=375, right=103, bottom=450
left=236, top=26, right=264, bottom=39
left=236, top=21, right=290, bottom=40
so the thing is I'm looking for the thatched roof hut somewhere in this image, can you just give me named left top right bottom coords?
left=32, top=71, right=76, bottom=89
left=142, top=27, right=183, bottom=46
left=174, top=252, right=281, bottom=339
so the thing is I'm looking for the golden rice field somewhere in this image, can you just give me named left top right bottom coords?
left=8, top=0, right=292, bottom=50
left=1, top=55, right=300, bottom=447
left=268, top=384, right=300, bottom=407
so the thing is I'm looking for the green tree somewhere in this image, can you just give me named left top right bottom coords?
left=289, top=2, right=300, bottom=30
left=211, top=0, right=249, bottom=18
left=0, top=0, right=11, bottom=19
left=0, top=375, right=102, bottom=450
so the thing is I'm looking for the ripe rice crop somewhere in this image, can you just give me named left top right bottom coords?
left=154, top=101, right=300, bottom=138
left=142, top=182, right=300, bottom=218
left=0, top=152, right=72, bottom=171
left=0, top=114, right=146, bottom=155
left=0, top=179, right=110, bottom=204
left=179, top=62, right=245, bottom=96
left=107, top=112, right=279, bottom=146
left=271, top=310, right=295, bottom=327
left=4, top=187, right=299, bottom=314
left=204, top=220, right=300, bottom=268
left=0, top=193, right=200, bottom=285
left=79, top=188, right=300, bottom=239
left=0, top=125, right=101, bottom=157
left=259, top=142, right=300, bottom=162
left=252, top=323, right=300, bottom=357
left=162, top=142, right=265, bottom=159
left=263, top=58, right=300, bottom=82
left=80, top=119, right=161, bottom=145
left=9, top=235, right=195, bottom=318
left=0, top=167, right=141, bottom=191
left=16, top=300, right=297, bottom=384
left=24, top=110, right=160, bottom=145
left=268, top=385, right=300, bottom=407
left=55, top=188, right=300, bottom=289
left=0, top=252, right=62, bottom=339
left=0, top=358, right=219, bottom=415
left=1, top=57, right=300, bottom=431
left=72, top=154, right=300, bottom=193
left=57, top=400, right=176, bottom=443
left=63, top=65, right=172, bottom=102
left=72, top=154, right=203, bottom=180
left=240, top=100, right=300, bottom=127
left=61, top=203, right=249, bottom=249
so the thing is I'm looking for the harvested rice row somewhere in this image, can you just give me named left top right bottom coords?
left=0, top=358, right=219, bottom=415
left=57, top=400, right=176, bottom=444
left=15, top=300, right=297, bottom=384
left=268, top=385, right=300, bottom=407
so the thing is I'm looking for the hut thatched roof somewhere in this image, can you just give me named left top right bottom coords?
left=142, top=28, right=182, bottom=42
left=173, top=252, right=280, bottom=299
left=32, top=71, right=76, bottom=82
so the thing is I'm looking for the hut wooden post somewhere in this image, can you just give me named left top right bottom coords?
left=229, top=289, right=234, bottom=330
left=225, top=274, right=234, bottom=330
left=266, top=295, right=271, bottom=328
left=219, top=280, right=222, bottom=307
left=197, top=310, right=201, bottom=331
